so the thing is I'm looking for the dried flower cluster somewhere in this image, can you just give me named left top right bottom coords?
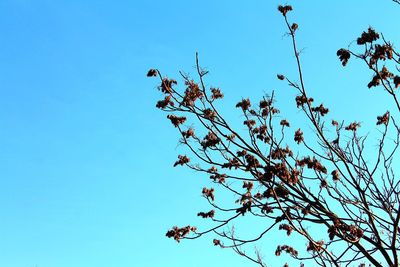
left=165, top=226, right=197, bottom=242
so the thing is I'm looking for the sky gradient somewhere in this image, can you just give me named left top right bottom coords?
left=0, top=0, right=399, bottom=266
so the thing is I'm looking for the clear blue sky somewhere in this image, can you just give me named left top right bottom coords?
left=0, top=1, right=399, bottom=266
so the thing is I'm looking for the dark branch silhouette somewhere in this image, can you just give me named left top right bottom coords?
left=148, top=4, right=400, bottom=267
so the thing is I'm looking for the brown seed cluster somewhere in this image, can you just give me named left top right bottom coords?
left=368, top=66, right=394, bottom=88
left=236, top=98, right=251, bottom=111
left=263, top=185, right=290, bottom=199
left=203, top=108, right=217, bottom=120
left=345, top=122, right=361, bottom=131
left=182, top=128, right=195, bottom=139
left=173, top=155, right=190, bottom=167
left=279, top=224, right=293, bottom=236
left=394, top=76, right=400, bottom=88
left=159, top=78, right=177, bottom=94
left=311, top=104, right=329, bottom=116
left=337, top=49, right=351, bottom=66
left=295, top=95, right=314, bottom=107
left=370, top=44, right=393, bottom=65
left=261, top=163, right=298, bottom=185
left=202, top=187, right=215, bottom=201
left=222, top=158, right=241, bottom=170
left=296, top=157, right=327, bottom=174
left=357, top=27, right=380, bottom=45
left=181, top=80, right=203, bottom=107
left=167, top=114, right=186, bottom=127
left=147, top=69, right=158, bottom=77
left=278, top=5, right=293, bottom=16
left=244, top=119, right=256, bottom=128
left=236, top=201, right=252, bottom=215
left=275, top=245, right=298, bottom=257
left=244, top=154, right=261, bottom=170
left=262, top=205, right=273, bottom=214
left=271, top=147, right=293, bottom=160
left=156, top=95, right=174, bottom=109
left=243, top=181, right=254, bottom=191
left=331, top=170, right=340, bottom=181
left=201, top=132, right=221, bottom=149
left=294, top=129, right=304, bottom=144
left=197, top=210, right=215, bottom=219
left=277, top=74, right=285, bottom=80
left=367, top=75, right=381, bottom=88
left=377, top=112, right=390, bottom=125
left=210, top=172, right=226, bottom=183
left=328, top=219, right=364, bottom=241
left=307, top=240, right=324, bottom=252
left=213, top=239, right=221, bottom=246
left=280, top=119, right=290, bottom=127
left=380, top=66, right=393, bottom=80
left=253, top=124, right=270, bottom=143
left=166, top=225, right=197, bottom=242
left=210, top=88, right=224, bottom=100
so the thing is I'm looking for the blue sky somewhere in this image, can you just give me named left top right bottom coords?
left=0, top=0, right=399, bottom=266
